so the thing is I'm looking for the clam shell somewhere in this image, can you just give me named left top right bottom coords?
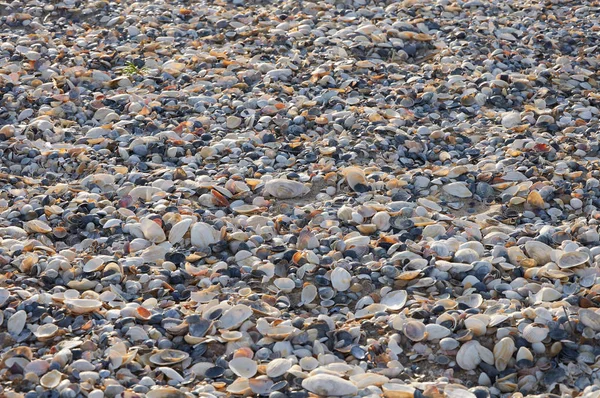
left=40, top=369, right=62, bottom=389
left=229, top=357, right=257, bottom=378
left=302, top=374, right=358, bottom=397
left=403, top=320, right=426, bottom=341
left=219, top=304, right=252, bottom=330
left=64, top=299, right=102, bottom=314
left=149, top=349, right=189, bottom=366
left=493, top=337, right=515, bottom=371
left=331, top=267, right=351, bottom=292
left=266, top=358, right=292, bottom=378
left=557, top=251, right=589, bottom=269
left=263, top=178, right=309, bottom=199
left=380, top=290, right=408, bottom=311
left=522, top=323, right=549, bottom=343
left=342, top=167, right=369, bottom=193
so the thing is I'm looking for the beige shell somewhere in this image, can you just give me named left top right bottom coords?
left=493, top=337, right=515, bottom=371
left=263, top=178, right=310, bottom=199
left=64, top=299, right=102, bottom=314
left=557, top=251, right=589, bottom=269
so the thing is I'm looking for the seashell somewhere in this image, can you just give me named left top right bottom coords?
left=342, top=167, right=370, bottom=193
left=229, top=357, right=257, bottom=378
left=266, top=358, right=292, bottom=378
left=522, top=323, right=549, bottom=343
left=146, top=388, right=188, bottom=398
left=349, top=373, right=389, bottom=389
left=7, top=310, right=26, bottom=336
left=464, top=315, right=489, bottom=336
left=557, top=251, right=589, bottom=269
left=422, top=224, right=446, bottom=238
left=221, top=330, right=243, bottom=341
left=580, top=309, right=600, bottom=331
left=403, top=320, right=426, bottom=341
left=356, top=224, right=377, bottom=234
left=380, top=290, right=407, bottom=311
left=141, top=218, right=166, bottom=243
left=219, top=304, right=252, bottom=330
left=25, top=220, right=53, bottom=234
left=300, top=356, right=319, bottom=371
left=356, top=303, right=387, bottom=319
left=40, top=369, right=63, bottom=389
left=457, top=294, right=483, bottom=308
left=425, top=324, right=451, bottom=340
left=301, top=284, right=317, bottom=305
left=456, top=340, right=482, bottom=370
left=249, top=378, right=274, bottom=395
left=263, top=178, right=310, bottom=199
left=381, top=383, right=415, bottom=398
left=302, top=374, right=358, bottom=397
left=516, top=346, right=533, bottom=363
left=493, top=337, right=515, bottom=371
left=526, top=190, right=544, bottom=209
left=331, top=267, right=351, bottom=292
left=523, top=241, right=551, bottom=267
left=274, top=277, right=295, bottom=293
left=149, top=349, right=190, bottom=366
left=169, top=218, right=193, bottom=244
left=64, top=299, right=102, bottom=314
left=34, top=323, right=59, bottom=341
left=372, top=211, right=391, bottom=230
left=534, top=287, right=562, bottom=303
left=190, top=222, right=221, bottom=249
left=443, top=182, right=472, bottom=198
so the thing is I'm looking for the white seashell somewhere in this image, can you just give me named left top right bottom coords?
left=522, top=323, right=549, bottom=343
left=422, top=224, right=446, bottom=238
left=403, top=320, right=426, bottom=341
left=64, top=299, right=102, bottom=314
left=302, top=374, right=358, bottom=397
left=229, top=357, right=257, bottom=378
left=274, top=278, right=295, bottom=293
left=266, top=358, right=292, bottom=378
left=380, top=290, right=408, bottom=311
left=524, top=240, right=552, bottom=265
left=443, top=182, right=472, bottom=198
left=219, top=304, right=252, bottom=330
left=25, top=220, right=52, bottom=234
left=190, top=222, right=220, bottom=249
left=381, top=383, right=415, bottom=398
left=516, top=346, right=533, bottom=362
left=580, top=309, right=600, bottom=331
left=263, top=179, right=309, bottom=199
left=157, top=367, right=184, bottom=382
left=34, top=323, right=59, bottom=341
left=299, top=356, right=319, bottom=371
left=493, top=337, right=515, bottom=371
left=534, top=287, right=562, bottom=303
left=168, top=219, right=193, bottom=244
left=456, top=341, right=481, bottom=370
left=425, top=324, right=451, bottom=340
left=40, top=369, right=62, bottom=389
left=331, top=267, right=351, bottom=292
left=146, top=387, right=188, bottom=398
left=141, top=218, right=166, bottom=243
left=7, top=310, right=26, bottom=336
left=372, top=211, right=391, bottom=231
left=337, top=206, right=353, bottom=222
left=301, top=284, right=317, bottom=305
left=557, top=250, right=589, bottom=269
left=349, top=373, right=389, bottom=389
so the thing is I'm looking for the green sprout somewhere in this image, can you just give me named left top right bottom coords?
left=122, top=61, right=149, bottom=76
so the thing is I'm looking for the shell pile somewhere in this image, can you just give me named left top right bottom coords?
left=2, top=0, right=600, bottom=397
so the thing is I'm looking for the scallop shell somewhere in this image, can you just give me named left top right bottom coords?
left=263, top=178, right=309, bottom=199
